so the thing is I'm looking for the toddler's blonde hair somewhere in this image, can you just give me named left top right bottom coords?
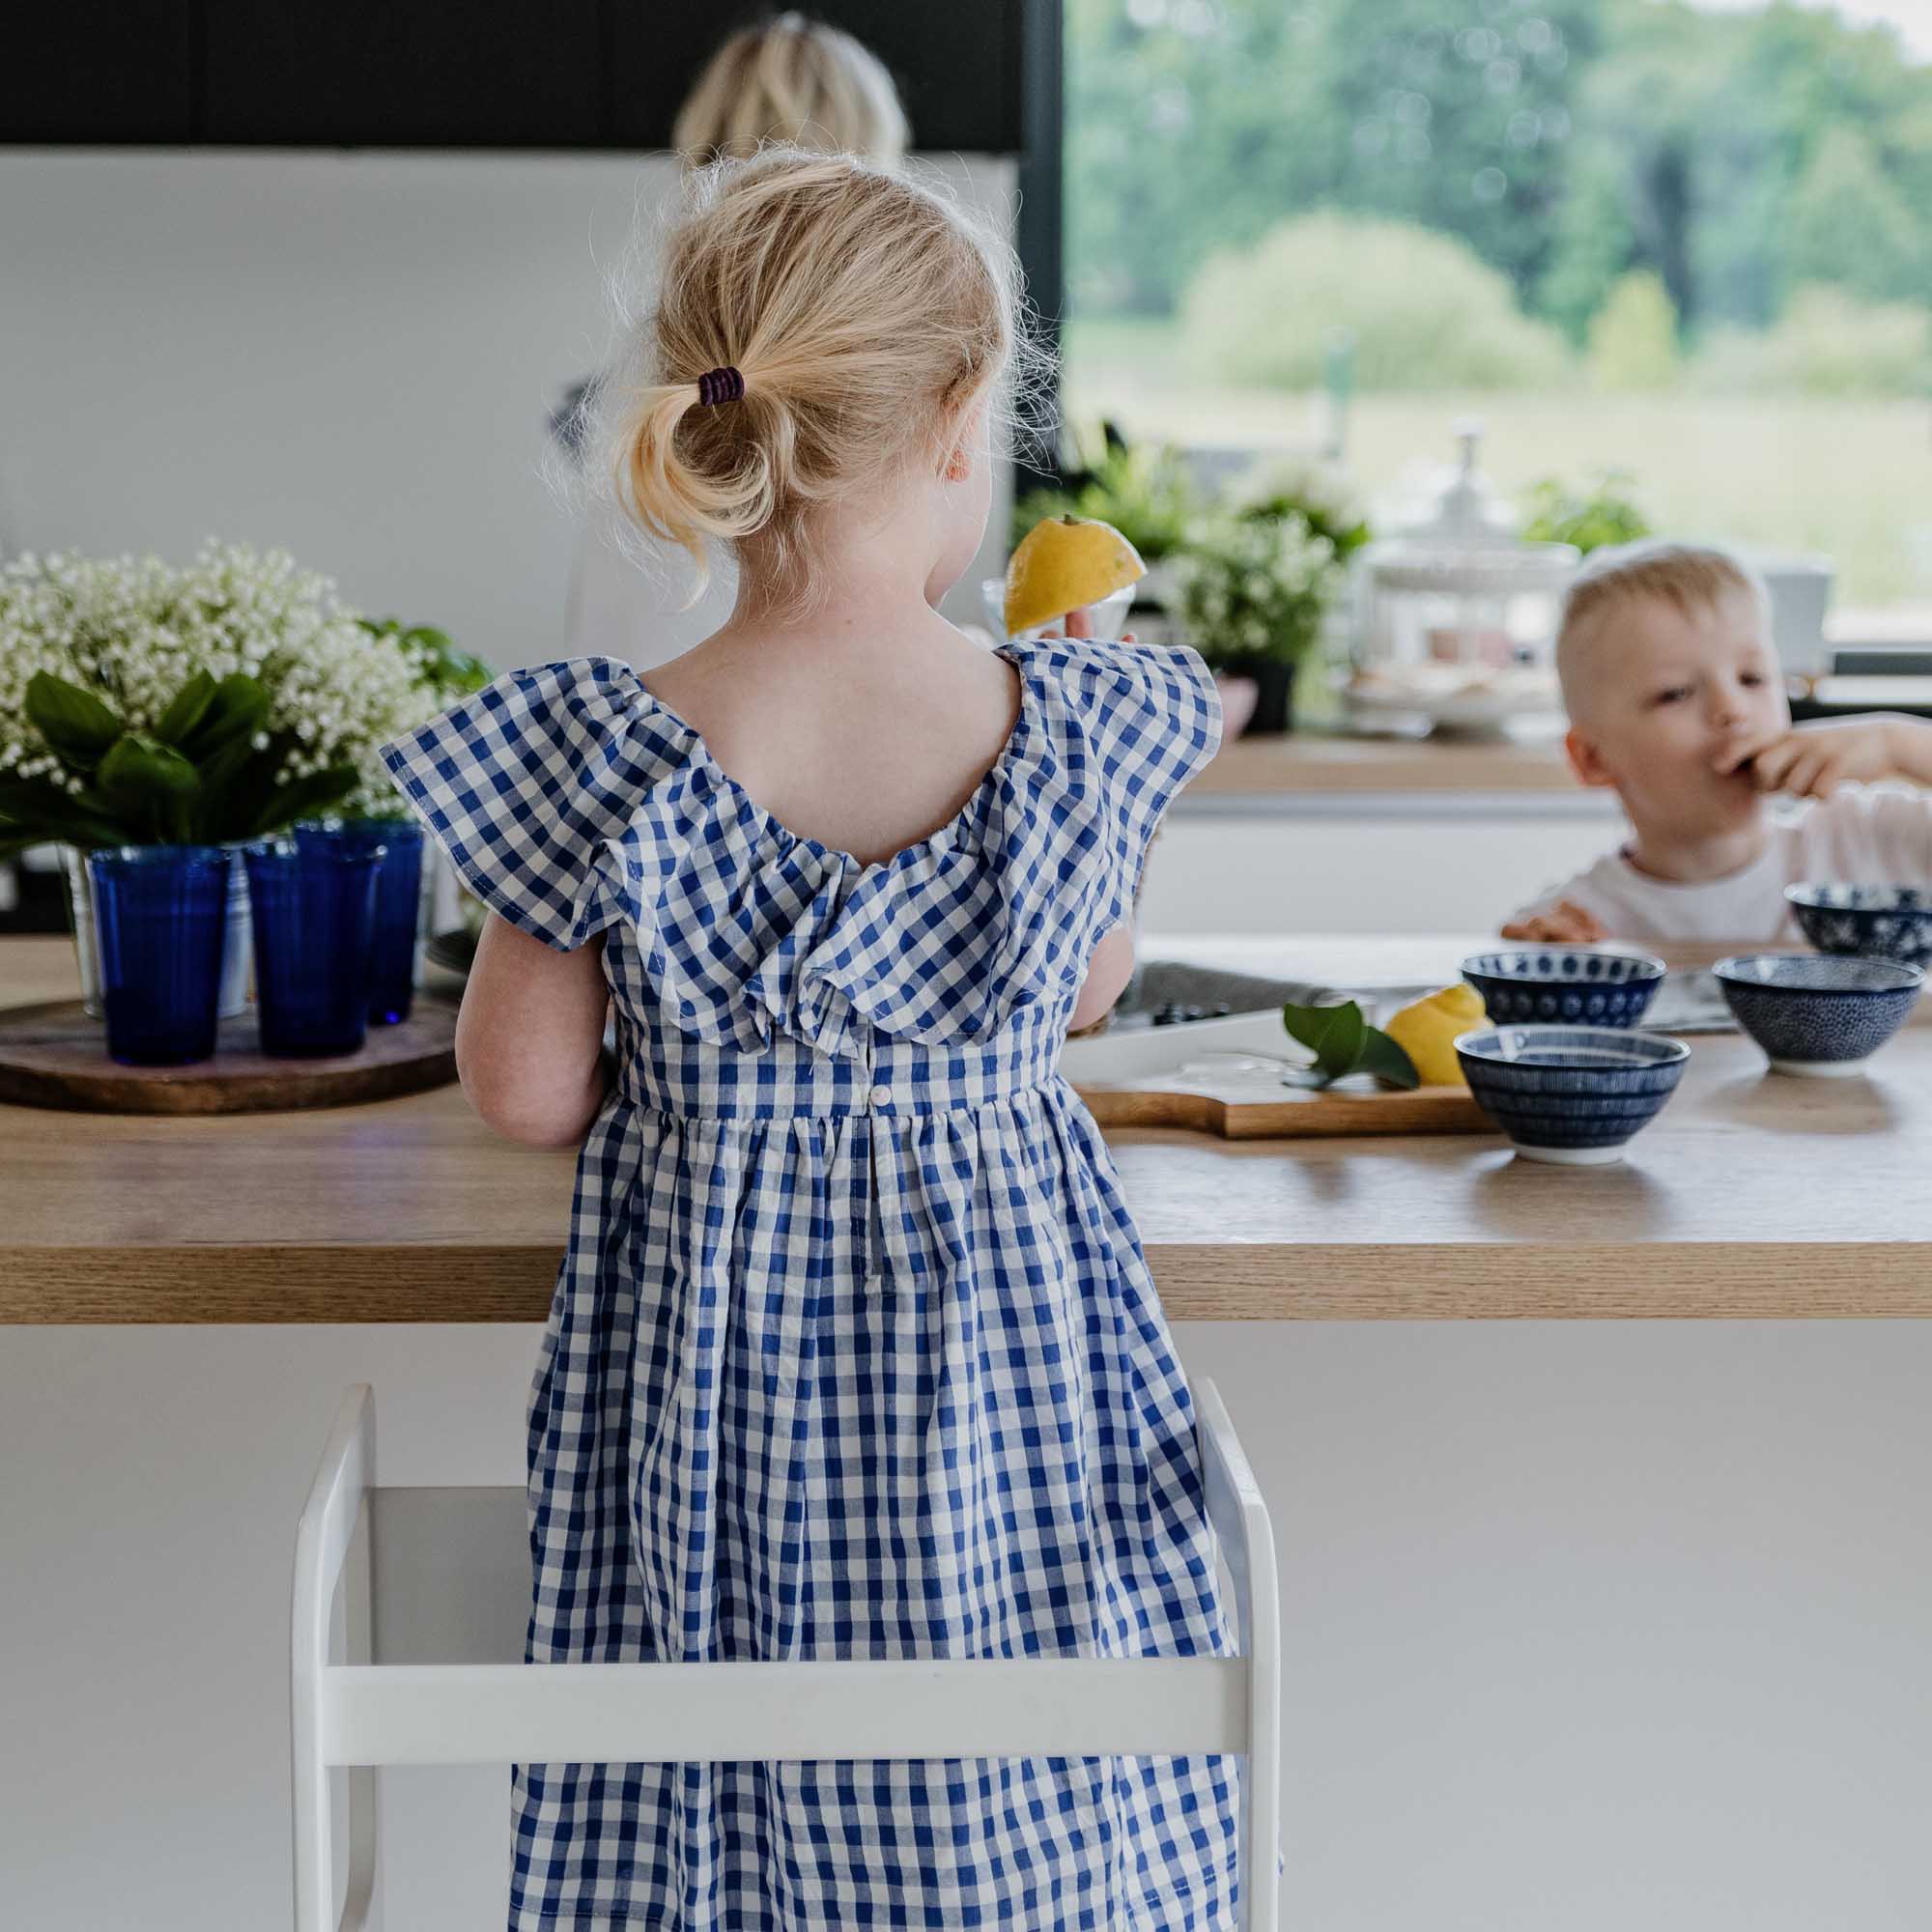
left=672, top=13, right=909, bottom=165
left=1556, top=540, right=1772, bottom=709
left=603, top=147, right=1037, bottom=608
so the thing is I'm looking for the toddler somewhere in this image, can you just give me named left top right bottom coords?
left=1503, top=541, right=1932, bottom=946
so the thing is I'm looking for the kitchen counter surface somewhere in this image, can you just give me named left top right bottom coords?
left=1185, top=728, right=1584, bottom=802
left=6, top=932, right=1929, bottom=1323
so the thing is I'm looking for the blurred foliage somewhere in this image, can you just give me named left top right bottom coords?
left=1010, top=421, right=1199, bottom=557
left=1519, top=468, right=1652, bottom=554
left=1585, top=270, right=1678, bottom=391
left=1693, top=284, right=1932, bottom=397
left=1182, top=212, right=1573, bottom=390
left=358, top=618, right=492, bottom=698
left=1068, top=0, right=1932, bottom=381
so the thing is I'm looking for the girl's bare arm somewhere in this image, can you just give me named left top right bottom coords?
left=455, top=913, right=614, bottom=1147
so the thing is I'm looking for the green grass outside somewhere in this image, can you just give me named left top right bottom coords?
left=1062, top=318, right=1932, bottom=620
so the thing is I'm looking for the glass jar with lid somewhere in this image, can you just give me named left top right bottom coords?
left=1346, top=422, right=1580, bottom=734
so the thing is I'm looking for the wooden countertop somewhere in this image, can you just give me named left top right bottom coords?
left=7, top=932, right=1931, bottom=1323
left=1188, top=729, right=1577, bottom=797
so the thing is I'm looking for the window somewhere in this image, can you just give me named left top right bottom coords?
left=1062, top=0, right=1932, bottom=637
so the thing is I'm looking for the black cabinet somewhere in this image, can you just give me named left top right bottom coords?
left=2, top=1, right=1030, bottom=154
left=604, top=2, right=1021, bottom=155
left=202, top=0, right=602, bottom=148
left=0, top=2, right=193, bottom=144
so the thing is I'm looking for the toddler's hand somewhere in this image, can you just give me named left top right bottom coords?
left=1499, top=899, right=1607, bottom=945
left=1719, top=719, right=1899, bottom=800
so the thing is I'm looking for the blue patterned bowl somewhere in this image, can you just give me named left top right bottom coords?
left=1785, top=884, right=1932, bottom=968
left=1453, top=1025, right=1690, bottom=1165
left=1713, top=952, right=1923, bottom=1076
left=1460, top=948, right=1667, bottom=1029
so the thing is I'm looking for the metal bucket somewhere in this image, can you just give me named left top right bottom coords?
left=62, top=842, right=253, bottom=1020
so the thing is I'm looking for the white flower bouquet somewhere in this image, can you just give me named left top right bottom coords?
left=0, top=541, right=449, bottom=858
left=1174, top=510, right=1345, bottom=670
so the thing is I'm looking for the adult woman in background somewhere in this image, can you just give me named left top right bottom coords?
left=556, top=14, right=910, bottom=671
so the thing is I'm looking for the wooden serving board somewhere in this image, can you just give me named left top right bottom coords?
left=0, top=996, right=460, bottom=1116
left=1065, top=1009, right=1492, bottom=1140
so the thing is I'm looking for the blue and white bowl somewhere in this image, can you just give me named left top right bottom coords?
left=1713, top=952, right=1923, bottom=1077
left=1785, top=884, right=1932, bottom=968
left=1453, top=1025, right=1690, bottom=1166
left=1460, top=948, right=1667, bottom=1029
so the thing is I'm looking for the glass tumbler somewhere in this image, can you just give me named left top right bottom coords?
left=86, top=843, right=233, bottom=1066
left=242, top=835, right=385, bottom=1057
left=296, top=816, right=424, bottom=1025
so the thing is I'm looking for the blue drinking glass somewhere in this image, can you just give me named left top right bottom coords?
left=295, top=816, right=425, bottom=1025
left=86, top=844, right=233, bottom=1066
left=242, top=835, right=385, bottom=1057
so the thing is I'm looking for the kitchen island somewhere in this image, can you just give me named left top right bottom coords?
left=7, top=931, right=1932, bottom=1932
left=4, top=931, right=1929, bottom=1321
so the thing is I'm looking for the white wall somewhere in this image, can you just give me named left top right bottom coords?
left=0, top=149, right=1015, bottom=672
left=7, top=1322, right=1932, bottom=1930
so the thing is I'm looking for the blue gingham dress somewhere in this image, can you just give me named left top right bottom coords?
left=381, top=633, right=1241, bottom=1929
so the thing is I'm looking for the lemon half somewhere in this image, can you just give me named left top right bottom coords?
left=1004, top=515, right=1147, bottom=637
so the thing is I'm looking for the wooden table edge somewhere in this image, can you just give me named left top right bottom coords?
left=9, top=1241, right=1932, bottom=1323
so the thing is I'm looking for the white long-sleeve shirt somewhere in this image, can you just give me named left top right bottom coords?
left=1506, top=783, right=1932, bottom=944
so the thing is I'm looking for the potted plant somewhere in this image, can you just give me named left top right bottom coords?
left=0, top=543, right=448, bottom=1018
left=1173, top=508, right=1346, bottom=734
left=1011, top=420, right=1198, bottom=568
left=1519, top=468, right=1651, bottom=554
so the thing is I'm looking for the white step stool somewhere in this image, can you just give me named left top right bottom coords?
left=292, top=1379, right=1281, bottom=1930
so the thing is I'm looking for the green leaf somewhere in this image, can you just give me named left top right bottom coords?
left=96, top=735, right=200, bottom=840
left=97, top=734, right=200, bottom=803
left=153, top=670, right=217, bottom=748
left=25, top=673, right=126, bottom=771
left=1357, top=1027, right=1421, bottom=1091
left=249, top=764, right=361, bottom=837
left=186, top=735, right=269, bottom=840
left=178, top=674, right=269, bottom=760
left=0, top=776, right=130, bottom=848
left=1281, top=997, right=1368, bottom=1083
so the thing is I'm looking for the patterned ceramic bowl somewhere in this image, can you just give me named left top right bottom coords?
left=1713, top=952, right=1923, bottom=1077
left=1460, top=948, right=1667, bottom=1029
left=1453, top=1024, right=1690, bottom=1165
left=1785, top=884, right=1932, bottom=968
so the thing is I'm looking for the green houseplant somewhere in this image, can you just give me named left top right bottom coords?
left=1174, top=508, right=1346, bottom=734
left=1519, top=469, right=1652, bottom=555
left=1011, top=421, right=1199, bottom=565
left=0, top=543, right=449, bottom=1016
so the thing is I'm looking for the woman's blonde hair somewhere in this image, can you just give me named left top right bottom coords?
left=672, top=14, right=909, bottom=166
left=600, top=147, right=1038, bottom=609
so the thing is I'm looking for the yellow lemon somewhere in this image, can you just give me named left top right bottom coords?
left=1380, top=982, right=1488, bottom=1088
left=1004, top=515, right=1146, bottom=637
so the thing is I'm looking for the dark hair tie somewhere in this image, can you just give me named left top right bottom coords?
left=696, top=365, right=745, bottom=407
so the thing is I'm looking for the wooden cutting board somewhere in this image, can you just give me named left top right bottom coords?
left=1065, top=1009, right=1492, bottom=1140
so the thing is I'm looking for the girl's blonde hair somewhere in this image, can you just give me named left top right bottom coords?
left=672, top=14, right=909, bottom=166
left=602, top=147, right=1037, bottom=608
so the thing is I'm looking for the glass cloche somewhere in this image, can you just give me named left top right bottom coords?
left=1346, top=422, right=1580, bottom=735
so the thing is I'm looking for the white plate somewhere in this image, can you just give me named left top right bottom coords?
left=1347, top=684, right=1561, bottom=729
left=1059, top=1008, right=1310, bottom=1086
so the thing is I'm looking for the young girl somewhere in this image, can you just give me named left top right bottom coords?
left=383, top=149, right=1239, bottom=1930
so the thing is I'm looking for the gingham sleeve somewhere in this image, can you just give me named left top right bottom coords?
left=1088, top=638, right=1223, bottom=927
left=379, top=658, right=647, bottom=952
left=1113, top=639, right=1223, bottom=852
